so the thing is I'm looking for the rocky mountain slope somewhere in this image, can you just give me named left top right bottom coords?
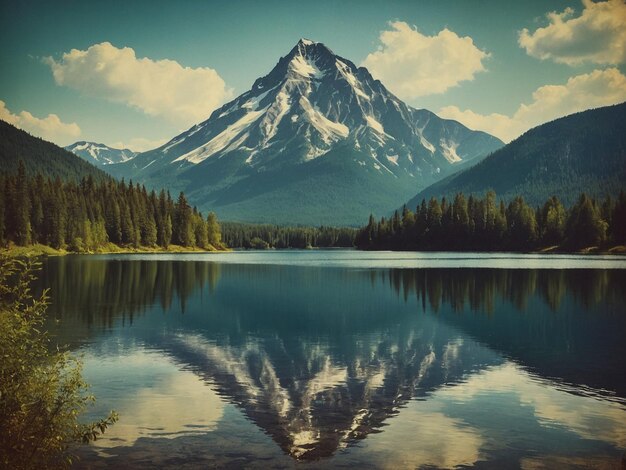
left=108, top=39, right=502, bottom=225
left=65, top=141, right=137, bottom=166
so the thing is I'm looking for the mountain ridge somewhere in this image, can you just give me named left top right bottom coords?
left=404, top=102, right=626, bottom=210
left=65, top=141, right=137, bottom=166
left=0, top=120, right=108, bottom=182
left=106, top=39, right=503, bottom=225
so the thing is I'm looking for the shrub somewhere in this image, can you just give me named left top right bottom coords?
left=0, top=256, right=117, bottom=469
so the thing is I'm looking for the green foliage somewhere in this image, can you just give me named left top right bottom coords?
left=249, top=237, right=271, bottom=249
left=407, top=102, right=626, bottom=209
left=206, top=212, right=221, bottom=248
left=539, top=196, right=566, bottom=246
left=0, top=171, right=223, bottom=252
left=506, top=196, right=537, bottom=250
left=173, top=193, right=193, bottom=247
left=0, top=120, right=107, bottom=183
left=0, top=257, right=117, bottom=469
left=565, top=193, right=608, bottom=249
left=356, top=191, right=624, bottom=252
left=611, top=191, right=626, bottom=245
left=221, top=222, right=357, bottom=249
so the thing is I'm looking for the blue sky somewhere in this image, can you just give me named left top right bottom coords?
left=1, top=0, right=625, bottom=149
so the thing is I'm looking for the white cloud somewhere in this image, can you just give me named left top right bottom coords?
left=440, top=363, right=626, bottom=448
left=361, top=21, right=489, bottom=99
left=439, top=106, right=517, bottom=142
left=519, top=0, right=626, bottom=65
left=365, top=410, right=483, bottom=469
left=45, top=42, right=233, bottom=127
left=82, top=348, right=224, bottom=449
left=0, top=100, right=81, bottom=146
left=112, top=136, right=168, bottom=153
left=438, top=68, right=626, bottom=142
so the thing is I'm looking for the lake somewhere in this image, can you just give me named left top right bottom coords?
left=36, top=251, right=626, bottom=469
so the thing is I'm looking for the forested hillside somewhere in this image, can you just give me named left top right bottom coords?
left=0, top=163, right=222, bottom=252
left=406, top=102, right=626, bottom=208
left=0, top=120, right=108, bottom=182
left=358, top=191, right=626, bottom=251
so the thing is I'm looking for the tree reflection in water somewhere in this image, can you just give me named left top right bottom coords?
left=36, top=257, right=626, bottom=463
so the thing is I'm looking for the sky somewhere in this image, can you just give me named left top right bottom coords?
left=1, top=0, right=625, bottom=150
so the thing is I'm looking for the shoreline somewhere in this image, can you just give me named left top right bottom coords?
left=0, top=243, right=230, bottom=258
left=358, top=246, right=626, bottom=256
left=536, top=245, right=626, bottom=255
left=2, top=243, right=625, bottom=258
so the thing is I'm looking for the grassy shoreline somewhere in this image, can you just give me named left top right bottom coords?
left=536, top=245, right=626, bottom=255
left=2, top=242, right=625, bottom=258
left=0, top=242, right=229, bottom=258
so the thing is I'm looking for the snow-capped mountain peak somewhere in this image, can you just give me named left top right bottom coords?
left=297, top=37, right=317, bottom=46
left=110, top=39, right=503, bottom=225
left=66, top=141, right=137, bottom=166
left=161, top=38, right=490, bottom=173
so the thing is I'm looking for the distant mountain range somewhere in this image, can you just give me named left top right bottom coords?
left=0, top=119, right=107, bottom=181
left=11, top=40, right=625, bottom=227
left=405, top=102, right=626, bottom=209
left=65, top=141, right=137, bottom=166
left=101, top=39, right=502, bottom=225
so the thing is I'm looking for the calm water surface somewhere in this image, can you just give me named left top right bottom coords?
left=37, top=251, right=626, bottom=469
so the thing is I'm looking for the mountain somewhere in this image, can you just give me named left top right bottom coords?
left=405, top=102, right=626, bottom=210
left=0, top=120, right=108, bottom=181
left=107, top=39, right=502, bottom=225
left=65, top=141, right=137, bottom=166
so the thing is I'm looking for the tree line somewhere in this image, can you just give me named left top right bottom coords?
left=35, top=258, right=222, bottom=328
left=221, top=222, right=356, bottom=249
left=356, top=190, right=626, bottom=251
left=0, top=162, right=222, bottom=252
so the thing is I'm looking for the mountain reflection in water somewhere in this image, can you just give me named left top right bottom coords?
left=36, top=255, right=626, bottom=467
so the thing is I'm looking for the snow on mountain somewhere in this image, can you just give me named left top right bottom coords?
left=65, top=141, right=137, bottom=166
left=108, top=39, right=503, bottom=225
left=404, top=101, right=626, bottom=209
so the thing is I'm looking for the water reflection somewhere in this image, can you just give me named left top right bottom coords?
left=355, top=363, right=626, bottom=469
left=39, top=257, right=221, bottom=344
left=156, top=329, right=498, bottom=460
left=384, top=268, right=626, bottom=399
left=36, top=256, right=626, bottom=466
left=82, top=346, right=224, bottom=451
left=384, top=268, right=626, bottom=314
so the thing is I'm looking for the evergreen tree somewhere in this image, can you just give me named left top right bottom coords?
left=401, top=205, right=415, bottom=229
left=426, top=197, right=442, bottom=246
left=192, top=209, right=208, bottom=248
left=0, top=169, right=222, bottom=252
left=173, top=192, right=194, bottom=246
left=13, top=162, right=31, bottom=245
left=29, top=174, right=44, bottom=243
left=566, top=193, right=607, bottom=249
left=0, top=176, right=5, bottom=245
left=452, top=193, right=469, bottom=246
left=495, top=200, right=507, bottom=245
left=506, top=196, right=538, bottom=250
left=47, top=178, right=67, bottom=249
left=120, top=201, right=134, bottom=246
left=105, top=199, right=122, bottom=244
left=414, top=200, right=428, bottom=247
left=540, top=196, right=566, bottom=246
left=207, top=212, right=221, bottom=248
left=612, top=191, right=626, bottom=245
